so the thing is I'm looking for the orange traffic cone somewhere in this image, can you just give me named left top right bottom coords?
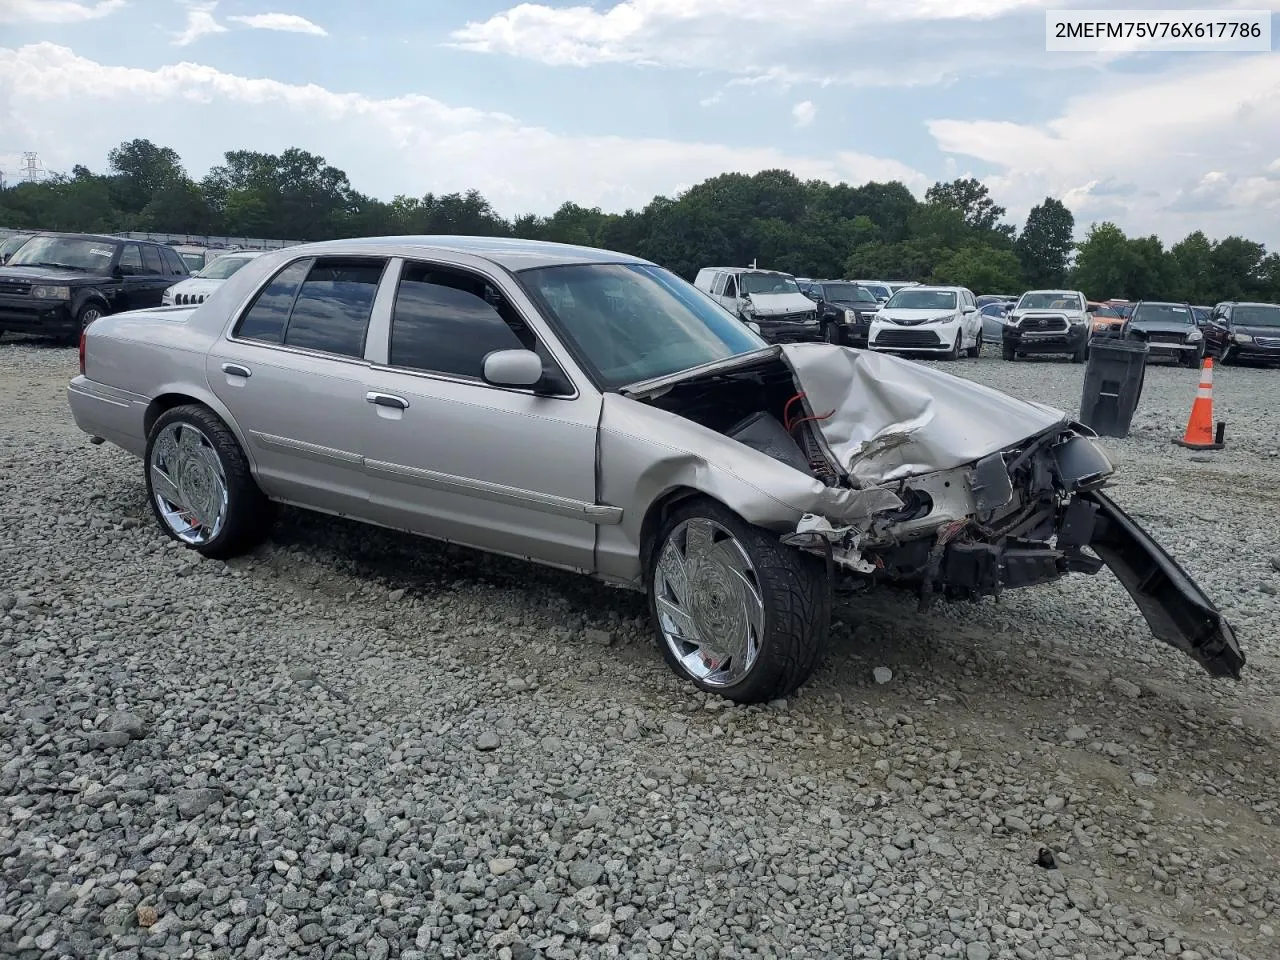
left=1172, top=357, right=1224, bottom=450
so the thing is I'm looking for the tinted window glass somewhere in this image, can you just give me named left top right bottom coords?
left=234, top=259, right=313, bottom=343
left=119, top=244, right=143, bottom=273
left=161, top=247, right=186, bottom=275
left=390, top=264, right=529, bottom=378
left=283, top=259, right=385, bottom=357
left=141, top=245, right=163, bottom=275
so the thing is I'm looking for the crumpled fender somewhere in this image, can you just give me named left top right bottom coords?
left=593, top=393, right=904, bottom=585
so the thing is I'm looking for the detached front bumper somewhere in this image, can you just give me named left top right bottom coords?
left=794, top=427, right=1244, bottom=680
left=0, top=297, right=74, bottom=333
left=1137, top=338, right=1202, bottom=361
left=756, top=318, right=823, bottom=343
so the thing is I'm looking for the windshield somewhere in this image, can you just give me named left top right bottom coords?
left=177, top=252, right=205, bottom=271
left=740, top=272, right=800, bottom=296
left=822, top=283, right=877, bottom=304
left=1132, top=303, right=1192, bottom=325
left=0, top=235, right=31, bottom=258
left=860, top=283, right=890, bottom=300
left=886, top=289, right=956, bottom=310
left=197, top=255, right=256, bottom=280
left=520, top=262, right=766, bottom=390
left=1234, top=305, right=1280, bottom=327
left=7, top=236, right=117, bottom=273
left=1094, top=306, right=1121, bottom=319
left=1016, top=292, right=1083, bottom=311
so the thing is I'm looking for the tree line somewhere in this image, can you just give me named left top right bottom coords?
left=2, top=138, right=1278, bottom=305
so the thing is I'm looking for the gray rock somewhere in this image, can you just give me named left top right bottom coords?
left=569, top=860, right=603, bottom=889
left=107, top=711, right=149, bottom=739
left=872, top=666, right=893, bottom=684
left=475, top=731, right=501, bottom=751
left=175, top=788, right=224, bottom=817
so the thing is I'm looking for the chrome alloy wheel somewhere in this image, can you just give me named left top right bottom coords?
left=148, top=422, right=229, bottom=544
left=653, top=518, right=766, bottom=687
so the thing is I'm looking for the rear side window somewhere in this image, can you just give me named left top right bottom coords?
left=141, top=245, right=164, bottom=275
left=234, top=258, right=314, bottom=344
left=389, top=262, right=531, bottom=379
left=282, top=259, right=386, bottom=357
left=119, top=244, right=143, bottom=274
left=160, top=247, right=187, bottom=275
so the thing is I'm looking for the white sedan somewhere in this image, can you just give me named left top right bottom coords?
left=867, top=285, right=985, bottom=360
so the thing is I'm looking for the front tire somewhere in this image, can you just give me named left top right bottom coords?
left=968, top=330, right=983, bottom=358
left=825, top=322, right=843, bottom=346
left=1002, top=341, right=1016, bottom=361
left=943, top=332, right=962, bottom=361
left=144, top=404, right=275, bottom=560
left=647, top=497, right=830, bottom=703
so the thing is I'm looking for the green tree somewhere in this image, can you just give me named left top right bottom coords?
left=925, top=177, right=1006, bottom=233
left=931, top=245, right=1023, bottom=292
left=1015, top=197, right=1074, bottom=287
left=107, top=138, right=187, bottom=215
left=1169, top=231, right=1215, bottom=303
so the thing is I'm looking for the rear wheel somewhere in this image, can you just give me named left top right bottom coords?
left=647, top=497, right=830, bottom=703
left=144, top=404, right=275, bottom=560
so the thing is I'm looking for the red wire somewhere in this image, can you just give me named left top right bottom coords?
left=790, top=409, right=835, bottom=436
left=783, top=392, right=806, bottom=432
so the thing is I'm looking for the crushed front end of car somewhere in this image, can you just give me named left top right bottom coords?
left=769, top=343, right=1244, bottom=679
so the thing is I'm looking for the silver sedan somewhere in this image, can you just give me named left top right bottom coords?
left=67, top=237, right=1244, bottom=701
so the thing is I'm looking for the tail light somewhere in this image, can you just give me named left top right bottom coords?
left=79, top=329, right=86, bottom=375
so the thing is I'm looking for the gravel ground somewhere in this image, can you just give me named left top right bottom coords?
left=2, top=339, right=1278, bottom=960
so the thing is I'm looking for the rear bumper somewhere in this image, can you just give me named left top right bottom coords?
left=67, top=375, right=149, bottom=459
left=0, top=298, right=75, bottom=333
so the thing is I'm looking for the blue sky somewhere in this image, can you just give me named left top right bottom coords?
left=1, top=0, right=1279, bottom=246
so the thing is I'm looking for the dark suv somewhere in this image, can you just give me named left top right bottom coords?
left=804, top=280, right=882, bottom=346
left=0, top=232, right=189, bottom=342
left=1120, top=301, right=1205, bottom=367
left=1203, top=301, right=1280, bottom=365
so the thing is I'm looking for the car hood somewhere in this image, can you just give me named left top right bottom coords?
left=744, top=292, right=815, bottom=316
left=0, top=266, right=101, bottom=284
left=1129, top=320, right=1195, bottom=336
left=831, top=299, right=880, bottom=313
left=1012, top=307, right=1087, bottom=320
left=167, top=277, right=224, bottom=297
left=1234, top=324, right=1280, bottom=337
left=623, top=343, right=1067, bottom=484
left=876, top=308, right=955, bottom=326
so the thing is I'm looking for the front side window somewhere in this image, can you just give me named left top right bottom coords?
left=119, top=245, right=143, bottom=274
left=740, top=272, right=799, bottom=296
left=282, top=259, right=386, bottom=357
left=389, top=263, right=534, bottom=379
left=520, top=262, right=765, bottom=391
left=723, top=274, right=738, bottom=298
left=886, top=289, right=957, bottom=311
left=180, top=252, right=205, bottom=272
left=9, top=236, right=119, bottom=273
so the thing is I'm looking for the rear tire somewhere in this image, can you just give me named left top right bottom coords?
left=647, top=497, right=830, bottom=704
left=144, top=404, right=275, bottom=560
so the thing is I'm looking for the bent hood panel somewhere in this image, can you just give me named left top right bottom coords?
left=778, top=342, right=1068, bottom=483
left=167, top=278, right=225, bottom=298
left=746, top=292, right=815, bottom=316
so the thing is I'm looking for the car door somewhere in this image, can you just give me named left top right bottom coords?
left=205, top=254, right=390, bottom=519
left=359, top=256, right=602, bottom=574
left=137, top=245, right=172, bottom=306
left=1204, top=305, right=1229, bottom=354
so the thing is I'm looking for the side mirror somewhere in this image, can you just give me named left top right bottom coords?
left=962, top=305, right=977, bottom=315
left=482, top=349, right=544, bottom=388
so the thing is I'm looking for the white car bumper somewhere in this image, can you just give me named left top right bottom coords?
left=869, top=317, right=962, bottom=352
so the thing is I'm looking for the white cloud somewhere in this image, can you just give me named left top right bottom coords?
left=792, top=100, right=815, bottom=128
left=174, top=2, right=226, bottom=46
left=227, top=12, right=326, bottom=36
left=0, top=43, right=929, bottom=216
left=0, top=0, right=124, bottom=23
left=928, top=54, right=1280, bottom=246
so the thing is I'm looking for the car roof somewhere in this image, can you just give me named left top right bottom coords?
left=1225, top=301, right=1278, bottom=308
left=30, top=231, right=127, bottom=244
left=702, top=265, right=792, bottom=276
left=1135, top=301, right=1189, bottom=307
left=277, top=236, right=654, bottom=271
left=893, top=285, right=963, bottom=292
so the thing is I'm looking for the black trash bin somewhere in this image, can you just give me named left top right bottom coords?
left=1079, top=338, right=1149, bottom=438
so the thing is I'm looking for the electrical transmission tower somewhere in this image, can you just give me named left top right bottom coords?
left=21, top=152, right=47, bottom=183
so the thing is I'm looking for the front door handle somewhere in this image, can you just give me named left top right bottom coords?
left=221, top=362, right=251, bottom=378
left=366, top=392, right=409, bottom=410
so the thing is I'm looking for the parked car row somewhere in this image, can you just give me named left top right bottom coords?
left=0, top=231, right=266, bottom=342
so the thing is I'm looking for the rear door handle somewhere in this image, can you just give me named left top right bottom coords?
left=221, top=362, right=251, bottom=378
left=366, top=392, right=409, bottom=410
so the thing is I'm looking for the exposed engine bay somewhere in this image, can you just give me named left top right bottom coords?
left=630, top=346, right=1244, bottom=680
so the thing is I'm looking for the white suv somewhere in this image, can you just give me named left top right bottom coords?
left=868, top=285, right=983, bottom=359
